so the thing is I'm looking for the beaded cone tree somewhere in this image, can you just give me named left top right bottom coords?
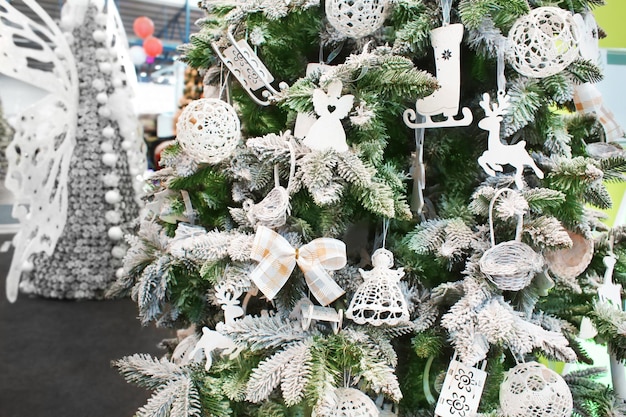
left=11, top=1, right=144, bottom=300
left=0, top=99, right=13, bottom=179
left=113, top=0, right=626, bottom=416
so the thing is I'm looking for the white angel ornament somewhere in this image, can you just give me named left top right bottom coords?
left=346, top=248, right=410, bottom=326
left=303, top=79, right=354, bottom=152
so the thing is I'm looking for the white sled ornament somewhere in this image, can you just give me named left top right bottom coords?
left=212, top=26, right=288, bottom=106
left=403, top=23, right=473, bottom=129
left=477, top=93, right=544, bottom=189
left=0, top=0, right=78, bottom=302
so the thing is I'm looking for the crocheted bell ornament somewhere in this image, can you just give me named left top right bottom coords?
left=507, top=7, right=579, bottom=78
left=312, top=387, right=379, bottom=417
left=499, top=361, right=573, bottom=417
left=176, top=98, right=241, bottom=164
left=346, top=248, right=409, bottom=326
left=325, top=0, right=390, bottom=39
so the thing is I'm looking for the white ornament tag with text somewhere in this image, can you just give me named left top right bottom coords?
left=435, top=357, right=487, bottom=417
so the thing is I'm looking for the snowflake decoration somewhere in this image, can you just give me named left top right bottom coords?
left=442, top=49, right=452, bottom=60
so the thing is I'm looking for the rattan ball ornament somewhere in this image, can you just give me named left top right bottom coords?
left=545, top=230, right=593, bottom=281
left=325, top=0, right=390, bottom=38
left=176, top=98, right=241, bottom=165
left=500, top=362, right=573, bottom=417
left=507, top=7, right=579, bottom=78
left=312, top=388, right=379, bottom=417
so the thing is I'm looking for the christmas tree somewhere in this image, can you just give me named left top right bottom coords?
left=113, top=0, right=626, bottom=416
left=2, top=0, right=145, bottom=300
left=0, top=98, right=14, bottom=179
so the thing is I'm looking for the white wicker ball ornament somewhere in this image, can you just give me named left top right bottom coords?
left=507, top=7, right=579, bottom=78
left=325, top=0, right=390, bottom=39
left=176, top=98, right=241, bottom=165
left=500, top=362, right=573, bottom=417
left=312, top=388, right=379, bottom=417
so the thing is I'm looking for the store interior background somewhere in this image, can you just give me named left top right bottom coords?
left=0, top=0, right=625, bottom=413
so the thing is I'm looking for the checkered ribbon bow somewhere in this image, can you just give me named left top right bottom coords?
left=574, top=82, right=625, bottom=141
left=250, top=226, right=346, bottom=306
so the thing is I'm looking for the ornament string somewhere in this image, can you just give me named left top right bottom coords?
left=285, top=139, right=296, bottom=193
left=441, top=0, right=452, bottom=26
left=496, top=37, right=507, bottom=97
left=381, top=218, right=390, bottom=249
left=488, top=188, right=523, bottom=247
left=181, top=190, right=195, bottom=225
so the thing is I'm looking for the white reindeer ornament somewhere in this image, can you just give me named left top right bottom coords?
left=477, top=93, right=543, bottom=189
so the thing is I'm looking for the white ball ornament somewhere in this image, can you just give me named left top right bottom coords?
left=115, top=268, right=125, bottom=279
left=98, top=106, right=111, bottom=118
left=108, top=226, right=124, bottom=241
left=99, top=62, right=112, bottom=73
left=102, top=153, right=118, bottom=167
left=105, top=210, right=122, bottom=224
left=121, top=140, right=132, bottom=150
left=21, top=260, right=34, bottom=272
left=92, top=78, right=106, bottom=91
left=325, top=0, right=390, bottom=38
left=111, top=246, right=126, bottom=259
left=176, top=98, right=241, bottom=164
left=507, top=7, right=579, bottom=78
left=500, top=362, right=573, bottom=417
left=105, top=189, right=122, bottom=204
left=102, top=126, right=115, bottom=138
left=112, top=77, right=123, bottom=88
left=96, top=92, right=108, bottom=104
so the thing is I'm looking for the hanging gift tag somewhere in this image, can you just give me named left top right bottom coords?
left=435, top=354, right=487, bottom=417
left=221, top=39, right=274, bottom=92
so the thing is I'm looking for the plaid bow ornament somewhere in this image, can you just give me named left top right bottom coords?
left=250, top=226, right=346, bottom=306
left=573, top=82, right=625, bottom=142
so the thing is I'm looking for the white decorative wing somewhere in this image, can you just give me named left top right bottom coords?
left=104, top=0, right=138, bottom=94
left=0, top=0, right=78, bottom=302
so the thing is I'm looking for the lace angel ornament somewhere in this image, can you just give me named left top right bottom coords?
left=303, top=80, right=354, bottom=152
left=346, top=248, right=409, bottom=326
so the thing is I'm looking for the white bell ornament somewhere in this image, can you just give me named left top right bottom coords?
left=346, top=248, right=409, bottom=326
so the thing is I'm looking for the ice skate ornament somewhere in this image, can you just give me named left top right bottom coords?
left=403, top=23, right=473, bottom=129
left=346, top=248, right=409, bottom=326
left=0, top=0, right=78, bottom=302
left=303, top=80, right=354, bottom=152
left=477, top=93, right=544, bottom=190
left=190, top=326, right=243, bottom=371
left=434, top=352, right=487, bottom=417
left=212, top=26, right=288, bottom=106
left=250, top=226, right=346, bottom=306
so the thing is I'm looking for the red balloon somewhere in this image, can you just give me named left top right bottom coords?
left=143, top=36, right=163, bottom=58
left=133, top=16, right=154, bottom=39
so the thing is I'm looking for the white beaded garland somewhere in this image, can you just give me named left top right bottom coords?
left=105, top=189, right=122, bottom=204
left=500, top=362, right=573, bottom=417
left=115, top=268, right=125, bottom=279
left=121, top=140, right=132, bottom=150
left=21, top=260, right=34, bottom=272
left=507, top=7, right=579, bottom=78
left=99, top=62, right=112, bottom=73
left=176, top=98, right=241, bottom=164
left=102, top=153, right=118, bottom=167
left=108, top=226, right=124, bottom=241
left=325, top=0, right=390, bottom=38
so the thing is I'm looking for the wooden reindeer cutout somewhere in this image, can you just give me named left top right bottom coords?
left=477, top=93, right=543, bottom=189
